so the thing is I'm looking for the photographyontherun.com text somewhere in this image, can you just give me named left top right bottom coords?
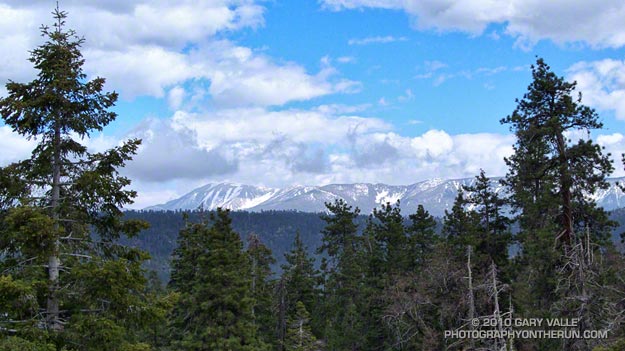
left=445, top=318, right=609, bottom=340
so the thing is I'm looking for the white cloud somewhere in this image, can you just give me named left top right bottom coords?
left=171, top=107, right=391, bottom=148
left=567, top=59, right=625, bottom=120
left=124, top=119, right=239, bottom=182
left=85, top=46, right=196, bottom=99
left=397, top=88, right=414, bottom=102
left=0, top=1, right=355, bottom=107
left=323, top=0, right=625, bottom=49
left=167, top=86, right=186, bottom=110
left=0, top=126, right=35, bottom=165
left=348, top=35, right=408, bottom=45
left=199, top=42, right=359, bottom=107
left=597, top=133, right=625, bottom=177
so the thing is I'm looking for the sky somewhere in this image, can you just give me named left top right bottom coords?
left=1, top=0, right=625, bottom=208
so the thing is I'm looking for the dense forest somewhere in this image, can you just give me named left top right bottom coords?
left=120, top=210, right=353, bottom=281
left=1, top=8, right=625, bottom=351
left=122, top=208, right=625, bottom=283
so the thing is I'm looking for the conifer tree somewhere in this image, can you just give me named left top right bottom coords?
left=0, top=6, right=157, bottom=349
left=169, top=209, right=269, bottom=351
left=285, top=302, right=317, bottom=351
left=317, top=199, right=365, bottom=350
left=247, top=233, right=277, bottom=347
left=501, top=58, right=619, bottom=350
left=279, top=231, right=322, bottom=341
left=443, top=190, right=481, bottom=252
left=405, top=204, right=438, bottom=269
left=501, top=58, right=613, bottom=247
left=462, top=170, right=512, bottom=273
left=368, top=201, right=408, bottom=273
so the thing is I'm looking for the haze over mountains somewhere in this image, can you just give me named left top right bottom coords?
left=146, top=177, right=625, bottom=217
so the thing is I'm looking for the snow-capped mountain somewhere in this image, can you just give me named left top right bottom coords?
left=146, top=177, right=625, bottom=217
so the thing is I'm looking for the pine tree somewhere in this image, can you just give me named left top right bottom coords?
left=0, top=6, right=157, bottom=349
left=405, top=204, right=438, bottom=269
left=317, top=199, right=365, bottom=350
left=279, top=231, right=321, bottom=341
left=501, top=58, right=619, bottom=350
left=501, top=58, right=614, bottom=247
left=462, top=170, right=512, bottom=273
left=246, top=233, right=277, bottom=347
left=368, top=201, right=408, bottom=273
left=168, top=209, right=269, bottom=351
left=284, top=302, right=317, bottom=351
left=442, top=190, right=481, bottom=253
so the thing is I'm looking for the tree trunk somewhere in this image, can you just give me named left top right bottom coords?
left=47, top=122, right=62, bottom=331
left=466, top=246, right=475, bottom=350
left=556, top=131, right=573, bottom=247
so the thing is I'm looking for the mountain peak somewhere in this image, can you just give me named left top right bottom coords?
left=146, top=177, right=625, bottom=216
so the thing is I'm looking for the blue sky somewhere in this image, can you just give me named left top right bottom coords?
left=1, top=0, right=625, bottom=208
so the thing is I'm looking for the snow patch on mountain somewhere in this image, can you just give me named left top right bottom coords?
left=145, top=177, right=625, bottom=217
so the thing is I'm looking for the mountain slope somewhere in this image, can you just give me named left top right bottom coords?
left=146, top=177, right=625, bottom=217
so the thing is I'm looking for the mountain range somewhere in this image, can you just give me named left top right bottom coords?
left=146, top=177, right=625, bottom=217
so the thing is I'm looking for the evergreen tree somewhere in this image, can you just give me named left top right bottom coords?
left=247, top=233, right=277, bottom=347
left=280, top=231, right=322, bottom=341
left=442, top=190, right=481, bottom=252
left=405, top=204, right=438, bottom=269
left=169, top=209, right=269, bottom=351
left=501, top=58, right=613, bottom=247
left=368, top=201, right=408, bottom=273
left=317, top=199, right=365, bottom=350
left=462, top=170, right=512, bottom=273
left=501, top=58, right=619, bottom=350
left=284, top=302, right=317, bottom=351
left=0, top=7, right=158, bottom=350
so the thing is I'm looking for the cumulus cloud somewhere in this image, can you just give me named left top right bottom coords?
left=85, top=46, right=197, bottom=99
left=0, top=1, right=356, bottom=107
left=124, top=119, right=239, bottom=182
left=0, top=126, right=36, bottom=165
left=322, top=0, right=625, bottom=49
left=171, top=107, right=390, bottom=148
left=596, top=133, right=625, bottom=177
left=196, top=42, right=360, bottom=107
left=156, top=107, right=517, bottom=189
left=167, top=86, right=186, bottom=110
left=567, top=59, right=625, bottom=120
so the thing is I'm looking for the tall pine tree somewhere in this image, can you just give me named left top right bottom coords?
left=0, top=6, right=157, bottom=350
left=501, top=58, right=613, bottom=247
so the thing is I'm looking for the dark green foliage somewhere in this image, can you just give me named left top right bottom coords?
left=368, top=201, right=409, bottom=273
left=247, top=233, right=277, bottom=347
left=462, top=170, right=512, bottom=274
left=279, top=232, right=322, bottom=343
left=442, top=190, right=481, bottom=252
left=0, top=337, right=55, bottom=351
left=500, top=58, right=613, bottom=247
left=405, top=204, right=438, bottom=269
left=284, top=302, right=317, bottom=351
left=318, top=199, right=368, bottom=350
left=168, top=209, right=269, bottom=350
left=0, top=6, right=159, bottom=350
left=501, top=58, right=622, bottom=350
left=120, top=210, right=357, bottom=282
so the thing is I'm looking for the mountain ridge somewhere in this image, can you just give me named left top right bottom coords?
left=146, top=177, right=625, bottom=217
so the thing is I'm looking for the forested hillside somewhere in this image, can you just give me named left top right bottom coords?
left=124, top=208, right=625, bottom=283
left=120, top=210, right=372, bottom=280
